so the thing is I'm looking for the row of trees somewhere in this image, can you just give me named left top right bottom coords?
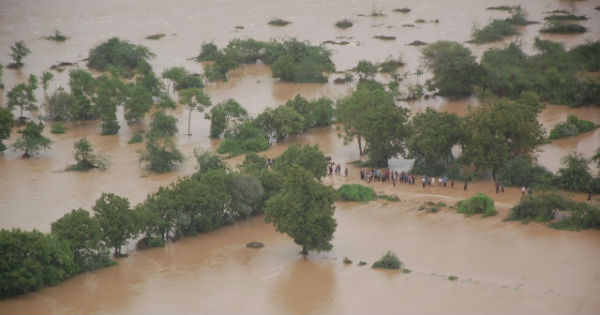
left=422, top=39, right=600, bottom=107
left=1, top=144, right=337, bottom=298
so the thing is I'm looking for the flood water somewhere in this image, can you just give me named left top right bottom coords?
left=1, top=0, right=599, bottom=313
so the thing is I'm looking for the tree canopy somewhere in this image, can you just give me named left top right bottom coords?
left=10, top=122, right=51, bottom=158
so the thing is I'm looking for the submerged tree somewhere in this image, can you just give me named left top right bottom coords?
left=69, top=69, right=97, bottom=122
left=139, top=111, right=184, bottom=173
left=0, top=107, right=13, bottom=153
left=556, top=152, right=593, bottom=192
left=205, top=99, right=248, bottom=138
left=67, top=138, right=109, bottom=171
left=7, top=74, right=38, bottom=119
left=94, top=72, right=128, bottom=134
left=10, top=122, right=51, bottom=158
left=8, top=41, right=31, bottom=69
left=264, top=165, right=337, bottom=255
left=124, top=85, right=153, bottom=125
left=179, top=88, right=212, bottom=135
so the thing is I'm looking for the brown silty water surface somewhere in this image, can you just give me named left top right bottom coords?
left=0, top=0, right=599, bottom=313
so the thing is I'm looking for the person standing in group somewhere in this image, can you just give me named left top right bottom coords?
left=344, top=167, right=348, bottom=177
left=495, top=182, right=500, bottom=193
left=451, top=179, right=454, bottom=189
left=521, top=186, right=526, bottom=195
left=501, top=183, right=505, bottom=193
left=464, top=182, right=468, bottom=191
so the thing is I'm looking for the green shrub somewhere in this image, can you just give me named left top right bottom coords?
left=498, top=156, right=556, bottom=188
left=540, top=21, right=587, bottom=34
left=372, top=251, right=403, bottom=270
left=136, top=236, right=165, bottom=249
left=343, top=257, right=352, bottom=264
left=335, top=19, right=353, bottom=29
left=448, top=275, right=458, bottom=281
left=358, top=261, right=367, bottom=266
left=217, top=121, right=270, bottom=157
left=471, top=20, right=518, bottom=43
left=507, top=192, right=568, bottom=223
left=197, top=42, right=219, bottom=61
left=549, top=202, right=600, bottom=230
left=549, top=115, right=597, bottom=139
left=377, top=194, right=400, bottom=202
left=545, top=14, right=587, bottom=21
left=336, top=184, right=376, bottom=201
left=268, top=18, right=290, bottom=26
left=88, top=37, right=153, bottom=72
left=487, top=5, right=518, bottom=11
left=393, top=8, right=410, bottom=13
left=50, top=121, right=67, bottom=134
left=46, top=29, right=67, bottom=42
left=457, top=193, right=497, bottom=217
left=128, top=132, right=144, bottom=144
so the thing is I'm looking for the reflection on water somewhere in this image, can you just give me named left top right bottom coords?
left=0, top=0, right=599, bottom=313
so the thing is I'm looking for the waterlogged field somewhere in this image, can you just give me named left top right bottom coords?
left=0, top=0, right=599, bottom=313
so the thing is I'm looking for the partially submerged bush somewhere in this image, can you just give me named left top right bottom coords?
left=336, top=184, right=376, bottom=201
left=544, top=14, right=587, bottom=21
left=498, top=157, right=555, bottom=188
left=50, top=121, right=67, bottom=134
left=145, top=33, right=166, bottom=40
left=217, top=121, right=270, bottom=157
left=549, top=115, right=597, bottom=139
left=46, top=29, right=67, bottom=42
left=540, top=21, right=587, bottom=34
left=67, top=138, right=109, bottom=171
left=377, top=194, right=400, bottom=202
left=393, top=8, right=410, bottom=13
left=88, top=37, right=153, bottom=72
left=470, top=20, right=518, bottom=44
left=268, top=18, right=290, bottom=26
left=457, top=193, right=497, bottom=217
left=335, top=19, right=353, bottom=29
left=372, top=251, right=403, bottom=270
left=128, top=132, right=144, bottom=144
left=343, top=257, right=352, bottom=264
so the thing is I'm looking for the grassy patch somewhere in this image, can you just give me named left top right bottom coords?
left=145, top=33, right=166, bottom=40
left=335, top=19, right=353, bottom=29
left=377, top=194, right=400, bottom=202
left=448, top=275, right=458, bottom=281
left=540, top=21, right=587, bottom=34
left=393, top=8, right=411, bottom=13
left=50, top=122, right=67, bottom=134
left=378, top=57, right=404, bottom=73
left=358, top=261, right=367, bottom=266
left=402, top=268, right=412, bottom=274
left=457, top=193, right=497, bottom=217
left=487, top=5, right=518, bottom=11
left=372, top=251, right=403, bottom=270
left=343, top=257, right=352, bottom=264
left=337, top=184, right=376, bottom=201
left=470, top=19, right=518, bottom=43
left=268, top=18, right=291, bottom=26
left=545, top=14, right=587, bottom=21
left=415, top=19, right=426, bottom=23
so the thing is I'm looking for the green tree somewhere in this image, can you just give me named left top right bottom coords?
left=205, top=99, right=248, bottom=138
left=264, top=165, right=337, bottom=255
left=94, top=73, right=127, bottom=134
left=87, top=37, right=153, bottom=72
left=355, top=60, right=378, bottom=81
left=7, top=74, right=38, bottom=118
left=284, top=95, right=334, bottom=131
left=272, top=143, right=328, bottom=179
left=0, top=107, right=13, bottom=152
left=0, top=229, right=75, bottom=298
left=556, top=152, right=593, bottom=192
left=421, top=41, right=483, bottom=96
left=136, top=186, right=177, bottom=242
left=407, top=108, right=463, bottom=175
left=135, top=60, right=165, bottom=97
left=271, top=55, right=297, bottom=81
left=460, top=92, right=546, bottom=180
left=9, top=41, right=31, bottom=69
left=229, top=173, right=264, bottom=219
left=46, top=87, right=77, bottom=121
left=41, top=71, right=54, bottom=101
left=93, top=193, right=138, bottom=256
left=592, top=148, right=600, bottom=168
left=51, top=209, right=112, bottom=273
left=256, top=105, right=304, bottom=141
left=337, top=83, right=410, bottom=166
left=124, top=85, right=153, bottom=125
left=140, top=112, right=183, bottom=173
left=11, top=122, right=51, bottom=158
left=179, top=88, right=212, bottom=135
left=68, top=69, right=97, bottom=122
left=194, top=149, right=228, bottom=175
left=67, top=138, right=109, bottom=171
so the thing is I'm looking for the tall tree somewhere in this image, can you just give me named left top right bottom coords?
left=9, top=41, right=31, bottom=69
left=355, top=60, right=378, bottom=81
left=68, top=69, right=97, bottom=122
left=179, top=88, right=211, bottom=135
left=92, top=193, right=138, bottom=256
left=407, top=108, right=464, bottom=175
left=124, top=85, right=153, bottom=125
left=460, top=91, right=546, bottom=180
left=255, top=105, right=304, bottom=142
left=337, top=82, right=410, bottom=166
left=41, top=71, right=54, bottom=100
left=10, top=122, right=51, bottom=158
left=264, top=165, right=337, bottom=255
left=7, top=74, right=38, bottom=118
left=421, top=41, right=483, bottom=96
left=67, top=138, right=109, bottom=171
left=556, top=152, right=593, bottom=192
left=0, top=107, right=13, bottom=152
left=139, top=111, right=184, bottom=173
left=272, top=143, right=328, bottom=179
left=205, top=99, right=248, bottom=138
left=51, top=208, right=112, bottom=273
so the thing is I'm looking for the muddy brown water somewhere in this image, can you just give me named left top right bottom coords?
left=1, top=0, right=599, bottom=313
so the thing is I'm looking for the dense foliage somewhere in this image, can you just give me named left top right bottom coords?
left=457, top=193, right=497, bottom=217
left=336, top=184, right=376, bottom=201
left=549, top=115, right=597, bottom=139
left=88, top=37, right=153, bottom=72
left=372, top=251, right=403, bottom=270
left=10, top=122, right=51, bottom=158
left=67, top=138, right=109, bottom=171
left=0, top=107, right=13, bottom=152
left=217, top=120, right=270, bottom=157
